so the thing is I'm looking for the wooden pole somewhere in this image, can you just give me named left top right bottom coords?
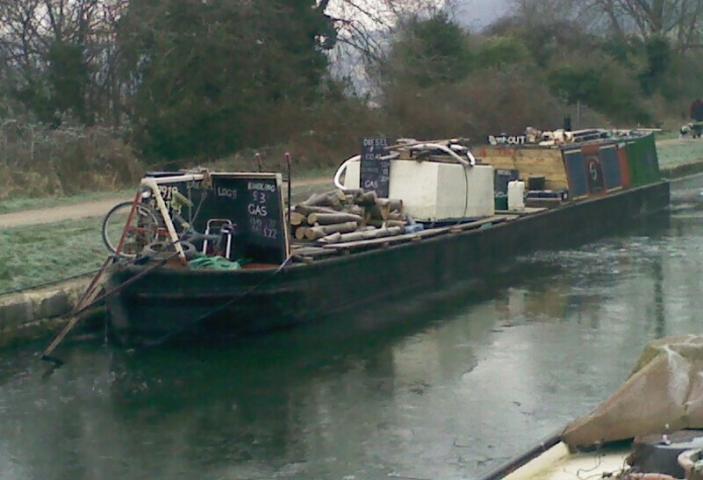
left=294, top=204, right=338, bottom=216
left=141, top=178, right=186, bottom=263
left=41, top=252, right=179, bottom=363
left=308, top=212, right=363, bottom=225
left=305, top=221, right=359, bottom=240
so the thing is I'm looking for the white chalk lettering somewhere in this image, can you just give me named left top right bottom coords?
left=488, top=135, right=527, bottom=146
left=216, top=187, right=237, bottom=199
left=248, top=182, right=276, bottom=192
left=248, top=204, right=268, bottom=217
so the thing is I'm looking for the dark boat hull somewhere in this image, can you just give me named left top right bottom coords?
left=106, top=181, right=671, bottom=345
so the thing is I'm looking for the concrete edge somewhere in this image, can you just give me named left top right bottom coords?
left=0, top=277, right=91, bottom=348
left=662, top=160, right=703, bottom=180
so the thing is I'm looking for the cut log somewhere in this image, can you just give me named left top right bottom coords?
left=290, top=211, right=307, bottom=226
left=320, top=230, right=367, bottom=243
left=354, top=191, right=377, bottom=206
left=305, top=221, right=359, bottom=240
left=308, top=212, right=363, bottom=225
left=294, top=204, right=338, bottom=216
left=367, top=205, right=388, bottom=221
left=318, top=232, right=342, bottom=244
left=367, top=197, right=403, bottom=220
left=322, top=226, right=404, bottom=244
left=303, top=190, right=346, bottom=209
left=346, top=205, right=365, bottom=217
left=366, top=219, right=406, bottom=228
left=384, top=220, right=407, bottom=228
left=295, top=227, right=309, bottom=241
left=375, top=198, right=403, bottom=211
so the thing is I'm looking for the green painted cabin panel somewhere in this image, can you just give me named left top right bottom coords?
left=625, top=134, right=660, bottom=186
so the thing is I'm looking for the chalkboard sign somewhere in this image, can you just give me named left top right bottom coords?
left=360, top=137, right=390, bottom=198
left=168, top=173, right=289, bottom=264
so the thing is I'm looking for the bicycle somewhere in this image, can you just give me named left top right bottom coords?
left=102, top=187, right=228, bottom=259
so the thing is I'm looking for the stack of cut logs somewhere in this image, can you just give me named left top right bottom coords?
left=290, top=190, right=408, bottom=244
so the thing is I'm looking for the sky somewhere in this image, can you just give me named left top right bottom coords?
left=455, top=0, right=512, bottom=30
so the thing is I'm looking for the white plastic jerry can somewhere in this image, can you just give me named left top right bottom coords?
left=508, top=181, right=526, bottom=211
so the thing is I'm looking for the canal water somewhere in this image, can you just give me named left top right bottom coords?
left=2, top=177, right=703, bottom=480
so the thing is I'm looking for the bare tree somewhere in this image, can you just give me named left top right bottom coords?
left=0, top=0, right=129, bottom=123
left=323, top=0, right=452, bottom=93
left=517, top=0, right=703, bottom=50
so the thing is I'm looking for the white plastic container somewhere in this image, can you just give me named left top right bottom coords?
left=343, top=159, right=495, bottom=221
left=508, top=180, right=525, bottom=211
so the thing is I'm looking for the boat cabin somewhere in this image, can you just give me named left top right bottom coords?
left=477, top=130, right=661, bottom=207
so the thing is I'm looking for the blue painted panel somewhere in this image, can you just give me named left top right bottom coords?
left=599, top=146, right=622, bottom=190
left=564, top=149, right=588, bottom=197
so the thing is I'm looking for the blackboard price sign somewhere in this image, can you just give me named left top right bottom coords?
left=244, top=180, right=282, bottom=245
left=360, top=137, right=390, bottom=198
left=169, top=173, right=289, bottom=264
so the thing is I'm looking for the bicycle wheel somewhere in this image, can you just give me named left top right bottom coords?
left=102, top=201, right=160, bottom=258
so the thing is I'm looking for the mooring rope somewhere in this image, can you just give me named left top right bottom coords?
left=0, top=269, right=101, bottom=298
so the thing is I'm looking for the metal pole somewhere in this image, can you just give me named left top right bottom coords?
left=255, top=152, right=262, bottom=172
left=285, top=152, right=292, bottom=227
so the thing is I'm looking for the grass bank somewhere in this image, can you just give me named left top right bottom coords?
left=0, top=180, right=334, bottom=293
left=657, top=139, right=703, bottom=168
left=0, top=218, right=107, bottom=293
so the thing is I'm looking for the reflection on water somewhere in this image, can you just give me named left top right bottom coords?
left=3, top=176, right=703, bottom=480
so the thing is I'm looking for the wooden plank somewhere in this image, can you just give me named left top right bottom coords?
left=495, top=207, right=548, bottom=216
left=307, top=212, right=363, bottom=225
left=323, top=215, right=517, bottom=250
left=447, top=215, right=517, bottom=232
left=478, top=146, right=568, bottom=190
left=291, top=246, right=338, bottom=258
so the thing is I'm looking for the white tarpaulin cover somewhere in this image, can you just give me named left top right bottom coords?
left=563, top=335, right=703, bottom=450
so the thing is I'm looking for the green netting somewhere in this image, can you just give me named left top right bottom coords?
left=188, top=256, right=242, bottom=270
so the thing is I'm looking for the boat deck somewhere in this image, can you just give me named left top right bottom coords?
left=289, top=211, right=535, bottom=262
left=505, top=443, right=629, bottom=480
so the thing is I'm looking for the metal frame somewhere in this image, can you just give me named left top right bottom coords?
left=139, top=174, right=205, bottom=262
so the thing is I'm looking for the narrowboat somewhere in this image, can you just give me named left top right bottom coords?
left=482, top=336, right=703, bottom=480
left=103, top=131, right=670, bottom=345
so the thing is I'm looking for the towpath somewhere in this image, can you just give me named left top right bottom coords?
left=0, top=177, right=331, bottom=229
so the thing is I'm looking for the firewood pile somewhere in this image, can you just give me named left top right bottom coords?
left=290, top=190, right=410, bottom=245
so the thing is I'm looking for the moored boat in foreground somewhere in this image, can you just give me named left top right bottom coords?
left=103, top=130, right=670, bottom=346
left=484, top=336, right=703, bottom=480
